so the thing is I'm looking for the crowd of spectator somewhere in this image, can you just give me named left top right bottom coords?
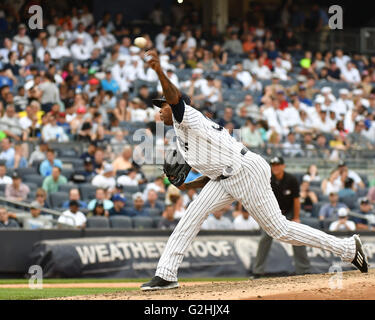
left=0, top=3, right=374, bottom=231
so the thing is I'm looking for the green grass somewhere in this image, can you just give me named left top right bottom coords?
left=0, top=287, right=137, bottom=300
left=0, top=277, right=248, bottom=285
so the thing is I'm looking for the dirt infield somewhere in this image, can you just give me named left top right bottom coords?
left=43, top=269, right=375, bottom=300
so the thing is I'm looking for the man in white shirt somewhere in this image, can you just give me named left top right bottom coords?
left=71, top=23, right=93, bottom=46
left=333, top=49, right=351, bottom=73
left=157, top=68, right=180, bottom=95
left=233, top=207, right=260, bottom=230
left=0, top=138, right=15, bottom=164
left=111, top=55, right=130, bottom=93
left=13, top=24, right=33, bottom=52
left=273, top=57, right=289, bottom=81
left=70, top=36, right=91, bottom=61
left=333, top=88, right=354, bottom=119
left=180, top=68, right=207, bottom=92
left=0, top=164, right=12, bottom=185
left=252, top=57, right=271, bottom=80
left=233, top=63, right=253, bottom=89
left=58, top=200, right=87, bottom=229
left=42, top=116, right=69, bottom=142
left=198, top=75, right=222, bottom=104
left=201, top=209, right=233, bottom=230
left=341, top=61, right=361, bottom=84
left=155, top=25, right=171, bottom=54
left=92, top=163, right=116, bottom=191
left=312, top=107, right=336, bottom=133
left=329, top=207, right=356, bottom=231
left=117, top=168, right=139, bottom=187
left=51, top=37, right=71, bottom=60
left=98, top=26, right=117, bottom=49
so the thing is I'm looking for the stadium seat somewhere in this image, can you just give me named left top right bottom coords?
left=145, top=208, right=162, bottom=217
left=59, top=183, right=78, bottom=193
left=61, top=168, right=74, bottom=180
left=49, top=192, right=69, bottom=208
left=132, top=216, right=154, bottom=229
left=15, top=167, right=37, bottom=176
left=25, top=182, right=37, bottom=191
left=123, top=185, right=140, bottom=193
left=79, top=184, right=98, bottom=201
left=23, top=174, right=45, bottom=187
left=339, top=195, right=357, bottom=210
left=109, top=216, right=132, bottom=229
left=152, top=216, right=162, bottom=228
left=86, top=217, right=110, bottom=229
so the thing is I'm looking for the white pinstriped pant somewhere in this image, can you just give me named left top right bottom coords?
left=156, top=153, right=356, bottom=282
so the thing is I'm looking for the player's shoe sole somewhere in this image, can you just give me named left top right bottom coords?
left=351, top=235, right=369, bottom=273
left=141, top=276, right=179, bottom=291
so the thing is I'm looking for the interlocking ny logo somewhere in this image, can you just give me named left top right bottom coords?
left=28, top=265, right=43, bottom=290
left=328, top=5, right=343, bottom=30
left=28, top=5, right=43, bottom=30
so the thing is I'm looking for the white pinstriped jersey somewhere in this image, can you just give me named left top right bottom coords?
left=172, top=103, right=257, bottom=180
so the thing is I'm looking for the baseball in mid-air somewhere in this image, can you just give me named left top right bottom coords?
left=134, top=37, right=147, bottom=48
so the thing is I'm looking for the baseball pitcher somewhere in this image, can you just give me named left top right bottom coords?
left=141, top=50, right=368, bottom=291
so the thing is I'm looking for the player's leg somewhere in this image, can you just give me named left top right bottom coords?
left=292, top=245, right=311, bottom=275
left=154, top=179, right=235, bottom=282
left=222, top=155, right=357, bottom=264
left=253, top=230, right=273, bottom=275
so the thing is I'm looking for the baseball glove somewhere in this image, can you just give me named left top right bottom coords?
left=163, top=148, right=191, bottom=187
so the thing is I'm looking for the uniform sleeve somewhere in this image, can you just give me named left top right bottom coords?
left=170, top=97, right=186, bottom=123
left=291, top=176, right=300, bottom=198
left=175, top=104, right=202, bottom=129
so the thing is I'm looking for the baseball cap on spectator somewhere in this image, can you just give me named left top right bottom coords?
left=297, top=75, right=307, bottom=82
left=12, top=172, right=21, bottom=179
left=30, top=201, right=43, bottom=209
left=84, top=157, right=92, bottom=164
left=320, top=106, right=328, bottom=112
left=69, top=200, right=79, bottom=207
left=118, top=55, right=127, bottom=62
left=18, top=24, right=26, bottom=30
left=339, top=88, right=349, bottom=95
left=338, top=160, right=346, bottom=167
left=353, top=89, right=363, bottom=96
left=315, top=96, right=325, bottom=104
left=329, top=190, right=338, bottom=196
left=192, top=68, right=203, bottom=75
left=321, top=87, right=332, bottom=94
left=88, top=78, right=99, bottom=85
left=95, top=200, right=104, bottom=208
left=359, top=197, right=370, bottom=205
left=132, top=192, right=144, bottom=201
left=77, top=106, right=86, bottom=114
left=269, top=156, right=284, bottom=165
left=112, top=194, right=126, bottom=203
left=337, top=207, right=348, bottom=217
left=103, top=163, right=113, bottom=174
left=271, top=73, right=280, bottom=79
left=115, top=183, right=123, bottom=190
left=132, top=97, right=142, bottom=104
left=206, top=75, right=214, bottom=81
left=129, top=46, right=140, bottom=54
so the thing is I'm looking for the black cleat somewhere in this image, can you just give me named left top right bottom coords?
left=351, top=235, right=369, bottom=273
left=141, top=276, right=179, bottom=291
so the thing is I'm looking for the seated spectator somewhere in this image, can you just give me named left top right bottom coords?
left=218, top=107, right=239, bottom=129
left=117, top=168, right=139, bottom=187
left=319, top=191, right=348, bottom=221
left=6, top=144, right=27, bottom=169
left=0, top=105, right=24, bottom=140
left=88, top=188, right=114, bottom=211
left=233, top=208, right=260, bottom=230
left=109, top=194, right=133, bottom=217
left=321, top=169, right=342, bottom=196
left=368, top=187, right=375, bottom=204
left=62, top=188, right=87, bottom=209
left=352, top=197, right=375, bottom=230
left=300, top=178, right=318, bottom=213
left=92, top=163, right=116, bottom=191
left=42, top=167, right=67, bottom=194
left=58, top=200, right=86, bottom=229
left=143, top=176, right=166, bottom=197
left=39, top=148, right=63, bottom=177
left=144, top=189, right=164, bottom=213
left=0, top=207, right=19, bottom=228
left=32, top=188, right=49, bottom=209
left=236, top=95, right=261, bottom=121
left=5, top=172, right=30, bottom=201
left=28, top=140, right=48, bottom=167
left=158, top=204, right=179, bottom=230
left=302, top=164, right=321, bottom=183
left=0, top=164, right=12, bottom=184
left=23, top=204, right=53, bottom=229
left=80, top=142, right=97, bottom=163
left=42, top=115, right=69, bottom=142
left=128, top=192, right=148, bottom=216
left=72, top=157, right=97, bottom=183
left=170, top=194, right=185, bottom=219
left=329, top=207, right=356, bottom=231
left=336, top=161, right=365, bottom=190
left=338, top=177, right=356, bottom=199
left=0, top=138, right=15, bottom=166
left=87, top=200, right=107, bottom=217
left=241, top=118, right=264, bottom=149
left=347, top=120, right=374, bottom=151
left=202, top=209, right=233, bottom=230
left=112, top=146, right=133, bottom=173
left=283, top=132, right=304, bottom=157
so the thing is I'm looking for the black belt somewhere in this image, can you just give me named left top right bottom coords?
left=217, top=148, right=248, bottom=180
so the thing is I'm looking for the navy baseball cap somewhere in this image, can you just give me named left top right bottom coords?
left=112, top=194, right=126, bottom=203
left=270, top=156, right=284, bottom=165
left=152, top=93, right=191, bottom=108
